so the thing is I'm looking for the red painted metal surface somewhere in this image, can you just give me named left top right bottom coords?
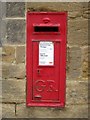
left=26, top=12, right=67, bottom=107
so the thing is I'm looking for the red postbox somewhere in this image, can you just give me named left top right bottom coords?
left=26, top=12, right=67, bottom=107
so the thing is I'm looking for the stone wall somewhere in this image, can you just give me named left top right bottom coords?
left=1, top=2, right=89, bottom=118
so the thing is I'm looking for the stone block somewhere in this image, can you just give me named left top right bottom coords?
left=6, top=19, right=25, bottom=44
left=2, top=79, right=26, bottom=103
left=6, top=2, right=25, bottom=17
left=81, top=46, right=88, bottom=78
left=16, top=46, right=25, bottom=64
left=83, top=10, right=90, bottom=19
left=68, top=18, right=88, bottom=47
left=81, top=46, right=88, bottom=62
left=66, top=81, right=88, bottom=105
left=0, top=48, right=2, bottom=80
left=2, top=46, right=15, bottom=63
left=0, top=47, right=2, bottom=59
left=0, top=80, right=2, bottom=103
left=2, top=63, right=26, bottom=79
left=82, top=2, right=89, bottom=11
left=0, top=2, right=2, bottom=19
left=68, top=69, right=82, bottom=80
left=68, top=11, right=83, bottom=19
left=26, top=2, right=69, bottom=12
left=0, top=19, right=6, bottom=46
left=68, top=19, right=88, bottom=32
left=0, top=103, right=2, bottom=119
left=82, top=62, right=88, bottom=78
left=69, top=46, right=82, bottom=64
left=0, top=71, right=2, bottom=80
left=68, top=2, right=83, bottom=12
left=0, top=2, right=2, bottom=47
left=68, top=27, right=88, bottom=46
left=16, top=103, right=88, bottom=118
left=68, top=47, right=82, bottom=79
left=0, top=42, right=2, bottom=48
left=26, top=2, right=83, bottom=12
left=2, top=104, right=15, bottom=118
left=0, top=2, right=6, bottom=19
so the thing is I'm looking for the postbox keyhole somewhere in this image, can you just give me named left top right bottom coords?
left=37, top=69, right=40, bottom=74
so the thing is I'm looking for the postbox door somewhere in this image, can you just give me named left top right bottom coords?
left=32, top=41, right=61, bottom=102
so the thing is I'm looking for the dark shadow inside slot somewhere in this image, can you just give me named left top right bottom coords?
left=34, top=26, right=59, bottom=32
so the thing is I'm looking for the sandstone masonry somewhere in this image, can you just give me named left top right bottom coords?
left=1, top=2, right=89, bottom=118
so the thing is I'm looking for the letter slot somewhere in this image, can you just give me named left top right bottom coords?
left=34, top=26, right=59, bottom=32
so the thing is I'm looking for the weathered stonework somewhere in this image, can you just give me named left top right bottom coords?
left=81, top=46, right=88, bottom=62
left=68, top=29, right=88, bottom=46
left=81, top=46, right=89, bottom=78
left=6, top=19, right=25, bottom=44
left=6, top=2, right=25, bottom=17
left=16, top=46, right=25, bottom=64
left=2, top=104, right=15, bottom=118
left=2, top=79, right=26, bottom=103
left=68, top=46, right=82, bottom=79
left=26, top=2, right=83, bottom=12
left=2, top=63, right=26, bottom=79
left=66, top=81, right=88, bottom=105
left=0, top=81, right=2, bottom=103
left=2, top=46, right=15, bottom=63
left=0, top=48, right=2, bottom=79
left=1, top=2, right=89, bottom=118
left=16, top=104, right=88, bottom=118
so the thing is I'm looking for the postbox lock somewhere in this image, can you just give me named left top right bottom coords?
left=43, top=18, right=50, bottom=23
left=37, top=69, right=41, bottom=74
